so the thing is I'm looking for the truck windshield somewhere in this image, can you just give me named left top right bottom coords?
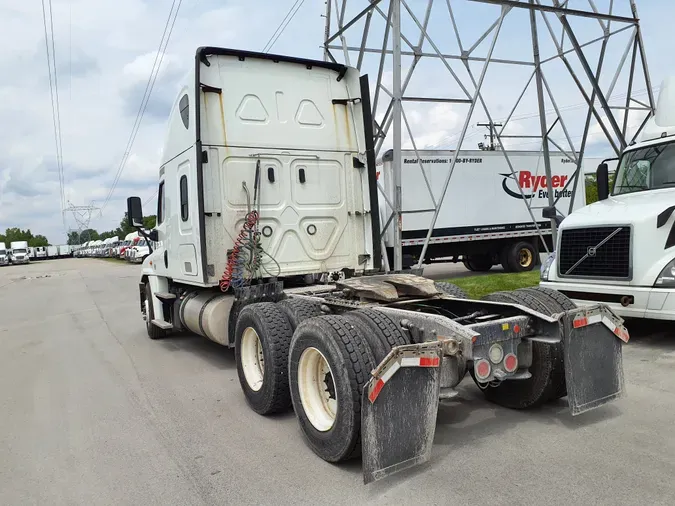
left=614, top=141, right=675, bottom=195
left=13, top=249, right=26, bottom=254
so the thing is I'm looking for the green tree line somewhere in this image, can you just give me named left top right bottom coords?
left=67, top=214, right=157, bottom=245
left=0, top=228, right=50, bottom=247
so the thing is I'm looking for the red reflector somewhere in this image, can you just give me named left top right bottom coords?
left=419, top=357, right=440, bottom=367
left=504, top=353, right=518, bottom=373
left=369, top=379, right=385, bottom=403
left=573, top=317, right=588, bottom=328
left=513, top=324, right=520, bottom=334
left=475, top=360, right=491, bottom=380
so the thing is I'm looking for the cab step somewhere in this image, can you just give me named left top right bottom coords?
left=155, top=292, right=177, bottom=301
left=151, top=319, right=173, bottom=330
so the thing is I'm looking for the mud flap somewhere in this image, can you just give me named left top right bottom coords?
left=361, top=344, right=442, bottom=484
left=562, top=306, right=628, bottom=416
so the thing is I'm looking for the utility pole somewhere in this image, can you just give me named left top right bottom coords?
left=477, top=122, right=503, bottom=150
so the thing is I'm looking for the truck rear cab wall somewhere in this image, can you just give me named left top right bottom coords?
left=153, top=47, right=379, bottom=287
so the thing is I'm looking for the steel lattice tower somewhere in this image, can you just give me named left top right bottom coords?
left=323, top=0, right=654, bottom=270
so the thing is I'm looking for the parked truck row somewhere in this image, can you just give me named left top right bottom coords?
left=0, top=242, right=76, bottom=265
left=73, top=232, right=152, bottom=263
left=125, top=48, right=630, bottom=484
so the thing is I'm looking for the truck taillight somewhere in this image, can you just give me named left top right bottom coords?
left=474, top=359, right=491, bottom=380
left=504, top=353, right=518, bottom=373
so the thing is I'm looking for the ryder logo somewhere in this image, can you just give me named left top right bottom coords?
left=500, top=170, right=572, bottom=200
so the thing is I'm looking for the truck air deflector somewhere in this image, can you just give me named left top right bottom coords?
left=195, top=47, right=348, bottom=78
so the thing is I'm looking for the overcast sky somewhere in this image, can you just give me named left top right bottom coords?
left=0, top=0, right=671, bottom=244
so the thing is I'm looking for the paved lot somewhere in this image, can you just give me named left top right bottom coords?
left=1, top=258, right=674, bottom=505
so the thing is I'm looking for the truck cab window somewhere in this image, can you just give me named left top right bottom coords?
left=180, top=175, right=189, bottom=221
left=179, top=94, right=189, bottom=129
left=614, top=141, right=675, bottom=195
left=157, top=181, right=165, bottom=224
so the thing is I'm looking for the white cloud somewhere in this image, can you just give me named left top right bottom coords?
left=0, top=0, right=671, bottom=243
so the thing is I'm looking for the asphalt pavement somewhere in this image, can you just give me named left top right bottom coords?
left=1, top=258, right=674, bottom=505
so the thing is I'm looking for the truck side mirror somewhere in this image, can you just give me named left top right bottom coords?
left=542, top=206, right=564, bottom=226
left=597, top=163, right=610, bottom=201
left=127, top=197, right=144, bottom=227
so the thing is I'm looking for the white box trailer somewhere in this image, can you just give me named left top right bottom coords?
left=58, top=245, right=72, bottom=257
left=379, top=149, right=587, bottom=271
left=47, top=246, right=58, bottom=258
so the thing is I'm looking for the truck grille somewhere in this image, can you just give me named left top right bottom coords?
left=558, top=226, right=631, bottom=279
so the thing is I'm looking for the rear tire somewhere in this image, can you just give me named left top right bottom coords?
left=289, top=315, right=376, bottom=462
left=277, top=298, right=322, bottom=331
left=434, top=281, right=468, bottom=299
left=516, top=287, right=576, bottom=400
left=463, top=255, right=493, bottom=272
left=235, top=303, right=294, bottom=415
left=502, top=241, right=537, bottom=272
left=144, top=283, right=167, bottom=340
left=343, top=308, right=408, bottom=362
left=473, top=291, right=562, bottom=409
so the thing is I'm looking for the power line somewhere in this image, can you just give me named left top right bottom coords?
left=41, top=0, right=66, bottom=227
left=143, top=189, right=158, bottom=207
left=100, top=0, right=183, bottom=212
left=262, top=0, right=306, bottom=53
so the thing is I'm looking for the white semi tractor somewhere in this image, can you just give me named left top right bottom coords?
left=379, top=149, right=586, bottom=271
left=0, top=243, right=8, bottom=266
left=10, top=241, right=29, bottom=264
left=542, top=77, right=675, bottom=321
left=126, top=47, right=630, bottom=483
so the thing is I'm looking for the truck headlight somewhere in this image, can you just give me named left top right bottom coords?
left=540, top=252, right=556, bottom=281
left=655, top=259, right=675, bottom=287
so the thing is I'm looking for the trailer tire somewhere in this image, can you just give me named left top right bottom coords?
left=434, top=281, right=468, bottom=299
left=472, top=291, right=561, bottom=408
left=517, top=287, right=576, bottom=400
left=502, top=241, right=537, bottom=272
left=277, top=298, right=323, bottom=331
left=235, top=303, right=294, bottom=415
left=289, top=315, right=376, bottom=462
left=144, top=283, right=168, bottom=340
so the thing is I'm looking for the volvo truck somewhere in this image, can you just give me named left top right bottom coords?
left=541, top=77, right=675, bottom=321
left=126, top=47, right=629, bottom=484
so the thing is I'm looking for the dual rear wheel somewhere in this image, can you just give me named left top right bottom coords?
left=233, top=286, right=575, bottom=463
left=234, top=300, right=409, bottom=462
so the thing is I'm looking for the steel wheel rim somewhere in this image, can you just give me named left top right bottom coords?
left=519, top=248, right=533, bottom=267
left=241, top=327, right=265, bottom=392
left=298, top=347, right=337, bottom=432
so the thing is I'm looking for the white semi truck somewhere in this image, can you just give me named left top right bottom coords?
left=379, top=149, right=586, bottom=271
left=0, top=243, right=8, bottom=266
left=10, top=241, right=29, bottom=264
left=541, top=77, right=675, bottom=321
left=126, top=47, right=630, bottom=483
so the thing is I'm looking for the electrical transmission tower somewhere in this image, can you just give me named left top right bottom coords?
left=64, top=201, right=101, bottom=244
left=324, top=0, right=655, bottom=271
